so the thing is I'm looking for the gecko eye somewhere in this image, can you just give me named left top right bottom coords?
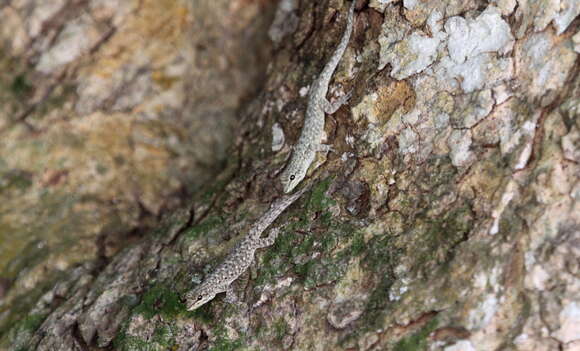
left=197, top=295, right=203, bottom=301
left=290, top=175, right=295, bottom=180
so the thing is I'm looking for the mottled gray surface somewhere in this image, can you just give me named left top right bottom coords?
left=184, top=187, right=308, bottom=311
left=280, top=0, right=355, bottom=193
left=1, top=0, right=578, bottom=350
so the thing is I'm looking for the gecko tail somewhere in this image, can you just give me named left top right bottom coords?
left=317, top=0, right=356, bottom=87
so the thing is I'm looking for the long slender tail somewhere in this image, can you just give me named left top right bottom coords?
left=317, top=0, right=356, bottom=88
left=248, top=186, right=310, bottom=238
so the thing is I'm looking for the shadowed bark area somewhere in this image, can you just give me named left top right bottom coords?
left=0, top=0, right=273, bottom=311
left=1, top=0, right=579, bottom=350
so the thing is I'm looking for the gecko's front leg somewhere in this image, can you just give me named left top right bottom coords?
left=224, top=285, right=239, bottom=304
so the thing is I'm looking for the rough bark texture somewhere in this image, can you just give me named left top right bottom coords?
left=0, top=0, right=271, bottom=292
left=1, top=0, right=579, bottom=350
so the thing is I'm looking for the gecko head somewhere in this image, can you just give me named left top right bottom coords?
left=185, top=286, right=216, bottom=311
left=280, top=163, right=307, bottom=194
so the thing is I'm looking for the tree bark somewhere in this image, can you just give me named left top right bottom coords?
left=1, top=0, right=579, bottom=350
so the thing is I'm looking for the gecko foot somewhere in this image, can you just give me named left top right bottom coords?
left=322, top=90, right=352, bottom=114
left=315, top=143, right=335, bottom=153
left=225, top=286, right=239, bottom=304
left=258, top=227, right=281, bottom=248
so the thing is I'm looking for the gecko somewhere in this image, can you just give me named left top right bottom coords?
left=185, top=186, right=309, bottom=311
left=280, top=0, right=356, bottom=193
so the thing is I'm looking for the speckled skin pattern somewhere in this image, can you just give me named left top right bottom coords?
left=185, top=187, right=308, bottom=310
left=281, top=0, right=355, bottom=193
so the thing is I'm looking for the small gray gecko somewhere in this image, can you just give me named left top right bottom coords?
left=280, top=0, right=356, bottom=193
left=185, top=186, right=309, bottom=311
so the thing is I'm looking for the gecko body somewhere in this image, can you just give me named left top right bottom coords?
left=280, top=0, right=355, bottom=193
left=185, top=187, right=308, bottom=310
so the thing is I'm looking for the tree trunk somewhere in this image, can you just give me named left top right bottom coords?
left=1, top=0, right=578, bottom=350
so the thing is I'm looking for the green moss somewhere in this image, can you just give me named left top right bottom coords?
left=19, top=314, right=46, bottom=333
left=292, top=235, right=315, bottom=256
left=209, top=326, right=245, bottom=351
left=0, top=312, right=48, bottom=350
left=115, top=334, right=156, bottom=351
left=0, top=170, right=32, bottom=194
left=279, top=178, right=341, bottom=236
left=255, top=224, right=309, bottom=285
left=208, top=338, right=244, bottom=351
left=393, top=317, right=438, bottom=351
left=293, top=260, right=314, bottom=279
left=133, top=283, right=185, bottom=319
left=35, top=83, right=76, bottom=114
left=308, top=180, right=335, bottom=211
left=199, top=177, right=229, bottom=203
left=244, top=178, right=366, bottom=298
left=183, top=215, right=224, bottom=240
left=111, top=320, right=130, bottom=350
left=346, top=231, right=365, bottom=256
left=303, top=257, right=348, bottom=289
left=152, top=324, right=175, bottom=347
left=412, top=204, right=473, bottom=273
left=363, top=277, right=395, bottom=329
left=320, top=231, right=338, bottom=252
left=255, top=192, right=364, bottom=287
left=272, top=230, right=295, bottom=256
left=273, top=318, right=289, bottom=341
left=0, top=270, right=62, bottom=342
left=10, top=75, right=32, bottom=97
left=186, top=302, right=214, bottom=322
left=361, top=235, right=397, bottom=271
left=258, top=224, right=358, bottom=286
left=304, top=178, right=336, bottom=225
left=96, top=164, right=108, bottom=175
left=113, top=318, right=180, bottom=351
left=359, top=234, right=400, bottom=329
left=116, top=324, right=177, bottom=351
left=129, top=278, right=216, bottom=323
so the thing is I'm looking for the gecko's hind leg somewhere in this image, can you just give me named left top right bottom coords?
left=314, top=143, right=334, bottom=153
left=321, top=90, right=352, bottom=114
left=258, top=227, right=281, bottom=248
left=225, top=285, right=239, bottom=304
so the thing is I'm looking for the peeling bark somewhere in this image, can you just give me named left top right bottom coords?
left=1, top=0, right=579, bottom=350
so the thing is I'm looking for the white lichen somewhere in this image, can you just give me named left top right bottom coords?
left=490, top=0, right=517, bottom=15
left=467, top=294, right=499, bottom=330
left=379, top=11, right=446, bottom=78
left=268, top=0, right=299, bottom=44
left=444, top=340, right=476, bottom=351
left=36, top=17, right=94, bottom=73
left=552, top=0, right=580, bottom=34
left=431, top=6, right=515, bottom=93
left=552, top=302, right=580, bottom=344
left=517, top=32, right=577, bottom=98
left=489, top=180, right=519, bottom=235
left=447, top=130, right=473, bottom=167
left=573, top=31, right=580, bottom=53
left=369, top=0, right=395, bottom=12
left=437, top=54, right=513, bottom=93
left=272, top=122, right=285, bottom=152
left=399, top=128, right=420, bottom=155
left=445, top=7, right=514, bottom=65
